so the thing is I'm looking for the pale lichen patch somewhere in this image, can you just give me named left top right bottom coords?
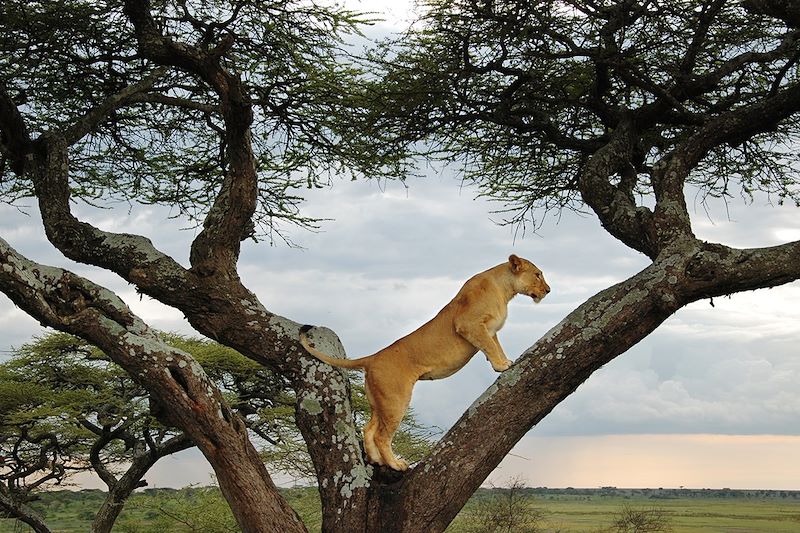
left=239, top=298, right=266, bottom=316
left=339, top=463, right=373, bottom=500
left=100, top=232, right=163, bottom=263
left=501, top=363, right=524, bottom=387
left=267, top=314, right=301, bottom=337
left=300, top=396, right=323, bottom=416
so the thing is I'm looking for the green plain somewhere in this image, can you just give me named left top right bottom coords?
left=519, top=496, right=800, bottom=532
left=2, top=488, right=800, bottom=532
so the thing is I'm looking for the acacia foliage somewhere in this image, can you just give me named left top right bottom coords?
left=0, top=333, right=279, bottom=499
left=365, top=0, right=800, bottom=227
left=0, top=0, right=400, bottom=236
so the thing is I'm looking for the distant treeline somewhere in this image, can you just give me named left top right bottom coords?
left=516, top=486, right=800, bottom=499
left=18, top=485, right=800, bottom=504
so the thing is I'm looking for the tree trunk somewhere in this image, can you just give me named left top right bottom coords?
left=92, top=437, right=192, bottom=533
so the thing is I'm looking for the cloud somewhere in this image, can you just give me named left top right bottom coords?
left=689, top=194, right=799, bottom=248
left=532, top=309, right=800, bottom=437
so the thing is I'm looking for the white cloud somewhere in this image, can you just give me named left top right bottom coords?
left=690, top=194, right=800, bottom=248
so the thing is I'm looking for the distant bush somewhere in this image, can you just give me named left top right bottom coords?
left=607, top=504, right=672, bottom=533
left=121, top=485, right=237, bottom=533
left=461, top=478, right=546, bottom=533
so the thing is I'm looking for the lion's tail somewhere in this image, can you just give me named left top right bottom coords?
left=299, top=325, right=369, bottom=371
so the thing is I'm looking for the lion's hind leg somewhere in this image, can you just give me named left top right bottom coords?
left=362, top=382, right=383, bottom=466
left=366, top=372, right=414, bottom=471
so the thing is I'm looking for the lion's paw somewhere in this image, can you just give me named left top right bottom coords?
left=388, top=458, right=409, bottom=471
left=492, top=358, right=513, bottom=372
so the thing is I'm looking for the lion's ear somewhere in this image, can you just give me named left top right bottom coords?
left=508, top=254, right=523, bottom=273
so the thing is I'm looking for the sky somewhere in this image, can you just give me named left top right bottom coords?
left=1, top=0, right=800, bottom=491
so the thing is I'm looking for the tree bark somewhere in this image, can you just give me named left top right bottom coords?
left=92, top=462, right=149, bottom=533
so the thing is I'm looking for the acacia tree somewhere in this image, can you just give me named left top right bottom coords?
left=0, top=333, right=193, bottom=533
left=0, top=366, right=79, bottom=533
left=1, top=0, right=799, bottom=532
left=0, top=332, right=299, bottom=533
left=0, top=1, right=382, bottom=531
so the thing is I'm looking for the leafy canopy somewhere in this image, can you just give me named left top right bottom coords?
left=0, top=0, right=403, bottom=237
left=363, top=0, right=800, bottom=227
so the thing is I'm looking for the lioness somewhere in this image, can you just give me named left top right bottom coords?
left=299, top=254, right=550, bottom=471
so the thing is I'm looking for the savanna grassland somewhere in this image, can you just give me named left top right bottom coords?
left=2, top=487, right=799, bottom=532
left=492, top=494, right=800, bottom=532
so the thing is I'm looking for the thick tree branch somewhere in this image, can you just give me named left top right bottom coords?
left=649, top=79, right=800, bottom=250
left=0, top=71, right=197, bottom=299
left=744, top=0, right=800, bottom=27
left=123, top=0, right=257, bottom=276
left=678, top=0, right=727, bottom=78
left=677, top=80, right=800, bottom=170
left=11, top=54, right=308, bottom=376
left=2, top=68, right=165, bottom=174
left=0, top=488, right=51, bottom=533
left=92, top=433, right=193, bottom=533
left=650, top=160, right=694, bottom=252
left=89, top=431, right=119, bottom=489
left=684, top=239, right=800, bottom=298
left=21, top=122, right=362, bottom=510
left=60, top=68, right=167, bottom=146
left=631, top=22, right=800, bottom=129
left=126, top=92, right=220, bottom=114
left=0, top=81, right=32, bottom=176
left=291, top=326, right=377, bottom=528
left=6, top=14, right=357, bottom=531
left=29, top=135, right=197, bottom=303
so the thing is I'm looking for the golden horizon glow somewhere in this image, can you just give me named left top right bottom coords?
left=488, top=434, right=800, bottom=490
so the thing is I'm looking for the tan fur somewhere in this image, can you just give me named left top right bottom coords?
left=299, top=254, right=550, bottom=471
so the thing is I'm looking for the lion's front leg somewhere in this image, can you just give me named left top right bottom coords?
left=454, top=317, right=512, bottom=372
left=490, top=333, right=512, bottom=371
